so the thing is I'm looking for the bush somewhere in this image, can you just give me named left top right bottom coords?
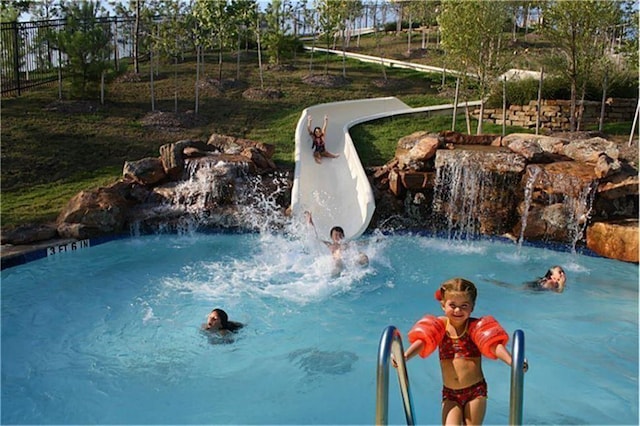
left=383, top=21, right=421, bottom=32
left=487, top=75, right=572, bottom=108
left=487, top=69, right=638, bottom=108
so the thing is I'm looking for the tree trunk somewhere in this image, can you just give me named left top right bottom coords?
left=195, top=45, right=201, bottom=114
left=598, top=71, right=608, bottom=132
left=569, top=79, right=577, bottom=131
left=134, top=2, right=140, bottom=74
left=536, top=67, right=544, bottom=135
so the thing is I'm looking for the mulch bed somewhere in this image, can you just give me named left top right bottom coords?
left=140, top=110, right=202, bottom=131
left=302, top=74, right=350, bottom=88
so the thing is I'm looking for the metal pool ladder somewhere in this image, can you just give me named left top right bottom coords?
left=375, top=326, right=526, bottom=426
left=375, top=326, right=416, bottom=426
left=509, top=329, right=526, bottom=425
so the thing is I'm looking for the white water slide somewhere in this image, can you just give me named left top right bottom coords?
left=291, top=96, right=483, bottom=241
left=291, top=97, right=411, bottom=241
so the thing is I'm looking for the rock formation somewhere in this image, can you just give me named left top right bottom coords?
left=2, top=130, right=637, bottom=264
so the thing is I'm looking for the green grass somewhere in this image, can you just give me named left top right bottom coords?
left=1, top=167, right=121, bottom=228
left=1, top=37, right=634, bottom=230
left=2, top=49, right=461, bottom=229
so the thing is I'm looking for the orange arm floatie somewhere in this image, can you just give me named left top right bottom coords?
left=469, top=316, right=509, bottom=360
left=407, top=315, right=446, bottom=358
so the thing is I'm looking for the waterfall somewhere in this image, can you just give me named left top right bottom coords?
left=566, top=181, right=598, bottom=253
left=129, top=157, right=290, bottom=235
left=433, top=149, right=523, bottom=240
left=518, top=166, right=542, bottom=247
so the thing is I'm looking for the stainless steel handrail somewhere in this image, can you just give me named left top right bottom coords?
left=375, top=326, right=416, bottom=426
left=509, top=329, right=526, bottom=425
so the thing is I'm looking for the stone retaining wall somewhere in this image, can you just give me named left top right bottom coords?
left=473, top=98, right=637, bottom=131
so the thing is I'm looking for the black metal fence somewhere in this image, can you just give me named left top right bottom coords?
left=1, top=17, right=134, bottom=96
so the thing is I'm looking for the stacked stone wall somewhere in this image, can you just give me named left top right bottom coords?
left=474, top=98, right=637, bottom=131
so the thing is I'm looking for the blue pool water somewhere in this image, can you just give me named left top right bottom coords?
left=1, top=230, right=638, bottom=425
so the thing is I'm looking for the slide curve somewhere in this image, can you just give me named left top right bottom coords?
left=291, top=97, right=411, bottom=241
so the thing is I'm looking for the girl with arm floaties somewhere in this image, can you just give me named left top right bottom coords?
left=398, top=278, right=527, bottom=425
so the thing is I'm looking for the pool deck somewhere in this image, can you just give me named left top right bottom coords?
left=1, top=234, right=128, bottom=270
left=1, top=238, right=74, bottom=269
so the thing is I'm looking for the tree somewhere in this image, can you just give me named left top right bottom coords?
left=153, top=0, right=191, bottom=112
left=111, top=0, right=155, bottom=75
left=315, top=0, right=349, bottom=75
left=438, top=0, right=509, bottom=134
left=227, top=0, right=257, bottom=78
left=55, top=0, right=112, bottom=98
left=263, top=0, right=301, bottom=66
left=541, top=0, right=619, bottom=131
left=403, top=0, right=439, bottom=51
left=0, top=0, right=31, bottom=22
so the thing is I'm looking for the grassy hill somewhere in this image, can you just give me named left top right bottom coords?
left=1, top=32, right=634, bottom=230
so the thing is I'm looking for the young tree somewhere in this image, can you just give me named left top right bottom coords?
left=263, top=0, right=300, bottom=66
left=438, top=0, right=509, bottom=134
left=315, top=0, right=344, bottom=75
left=541, top=0, right=619, bottom=131
left=404, top=0, right=439, bottom=50
left=55, top=0, right=112, bottom=98
left=0, top=0, right=31, bottom=22
left=111, top=0, right=155, bottom=75
left=227, top=0, right=257, bottom=78
left=154, top=0, right=190, bottom=112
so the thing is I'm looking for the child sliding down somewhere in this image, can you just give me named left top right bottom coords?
left=307, top=114, right=339, bottom=164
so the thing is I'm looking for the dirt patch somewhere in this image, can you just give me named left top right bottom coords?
left=113, top=72, right=142, bottom=83
left=242, top=87, right=283, bottom=100
left=266, top=64, right=296, bottom=72
left=140, top=110, right=203, bottom=131
left=44, top=100, right=102, bottom=114
left=302, top=74, right=350, bottom=88
left=400, top=48, right=428, bottom=60
left=371, top=78, right=409, bottom=89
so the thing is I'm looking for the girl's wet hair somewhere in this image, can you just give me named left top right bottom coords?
left=435, top=278, right=478, bottom=303
left=314, top=126, right=322, bottom=134
left=544, top=265, right=564, bottom=279
left=212, top=308, right=243, bottom=332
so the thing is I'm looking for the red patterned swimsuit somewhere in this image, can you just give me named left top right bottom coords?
left=439, top=318, right=488, bottom=407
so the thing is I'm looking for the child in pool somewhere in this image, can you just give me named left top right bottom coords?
left=202, top=308, right=243, bottom=336
left=397, top=278, right=527, bottom=425
left=527, top=265, right=566, bottom=293
left=307, top=114, right=339, bottom=164
left=304, top=211, right=369, bottom=272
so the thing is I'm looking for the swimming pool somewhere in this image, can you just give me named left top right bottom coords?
left=1, top=230, right=638, bottom=424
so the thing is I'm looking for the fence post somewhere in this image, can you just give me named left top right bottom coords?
left=12, top=21, right=21, bottom=96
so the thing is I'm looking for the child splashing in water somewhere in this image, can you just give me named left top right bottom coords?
left=396, top=278, right=527, bottom=425
left=307, top=114, right=339, bottom=164
left=304, top=211, right=368, bottom=275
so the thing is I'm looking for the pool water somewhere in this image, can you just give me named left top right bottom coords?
left=1, top=230, right=638, bottom=425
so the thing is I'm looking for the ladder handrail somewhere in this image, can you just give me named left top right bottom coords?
left=375, top=325, right=416, bottom=426
left=509, top=329, right=526, bottom=425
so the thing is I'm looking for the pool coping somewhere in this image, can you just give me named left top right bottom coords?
left=0, top=234, right=129, bottom=271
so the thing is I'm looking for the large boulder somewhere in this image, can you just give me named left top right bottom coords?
left=123, top=157, right=166, bottom=186
left=160, top=139, right=213, bottom=179
left=526, top=162, right=596, bottom=199
left=561, top=137, right=620, bottom=162
left=586, top=219, right=639, bottom=263
left=57, top=186, right=131, bottom=239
